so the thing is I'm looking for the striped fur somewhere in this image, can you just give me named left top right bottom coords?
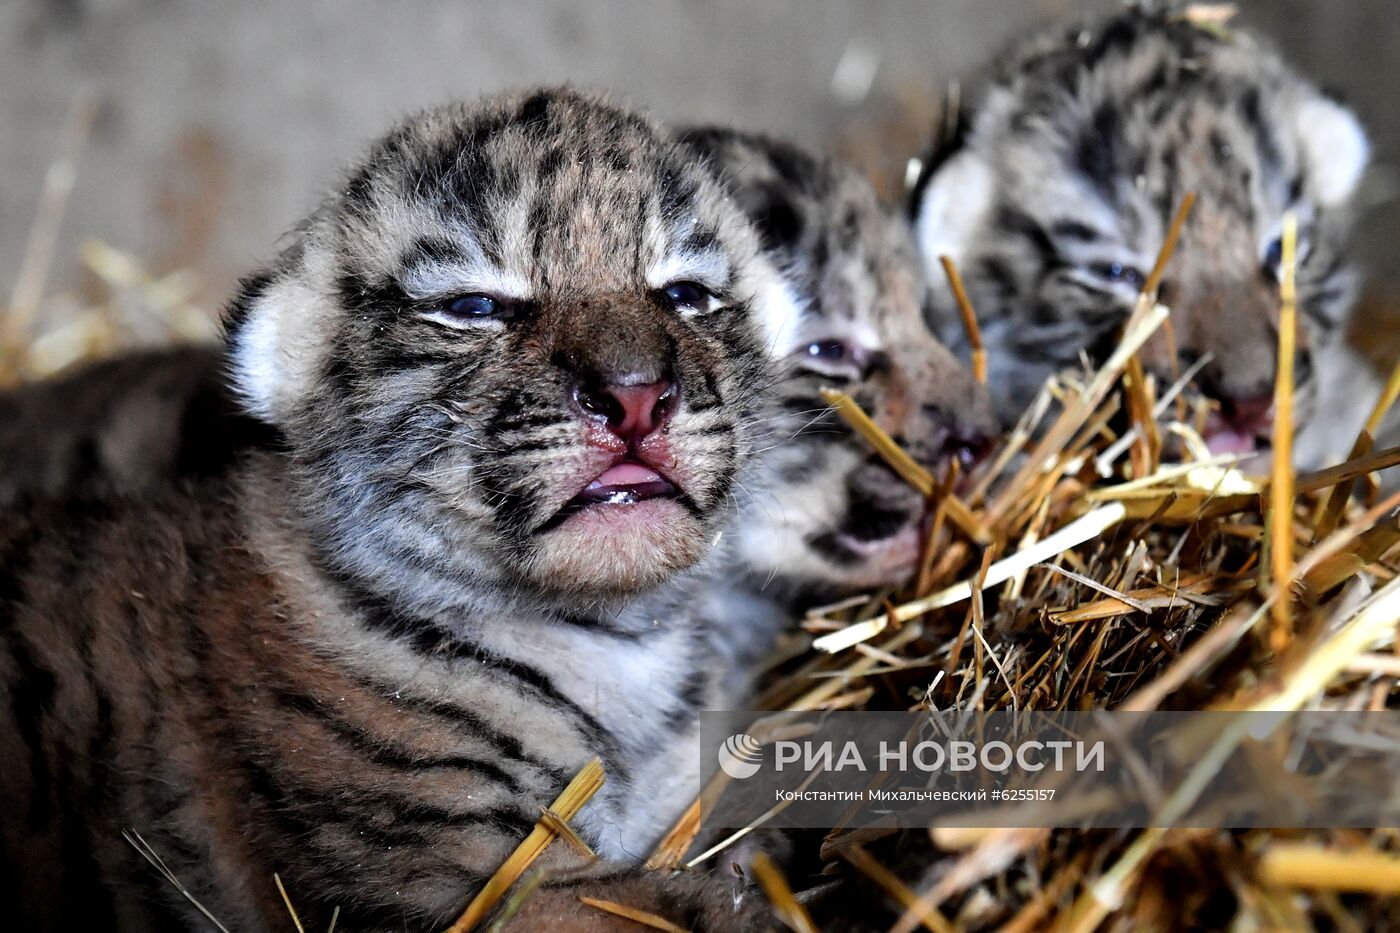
left=680, top=128, right=996, bottom=602
left=0, top=346, right=272, bottom=506
left=677, top=128, right=997, bottom=678
left=0, top=89, right=784, bottom=932
left=0, top=107, right=1002, bottom=932
left=0, top=130, right=1001, bottom=681
left=913, top=3, right=1369, bottom=462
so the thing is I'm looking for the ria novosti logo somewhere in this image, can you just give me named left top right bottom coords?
left=717, top=733, right=764, bottom=779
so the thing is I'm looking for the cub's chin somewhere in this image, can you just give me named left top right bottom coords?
left=528, top=498, right=709, bottom=597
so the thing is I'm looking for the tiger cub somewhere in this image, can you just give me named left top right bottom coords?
left=678, top=127, right=996, bottom=670
left=0, top=89, right=787, bottom=932
left=0, top=130, right=999, bottom=658
left=912, top=3, right=1369, bottom=463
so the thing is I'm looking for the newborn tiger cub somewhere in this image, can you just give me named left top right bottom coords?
left=0, top=89, right=785, bottom=932
left=0, top=125, right=995, bottom=932
left=677, top=127, right=997, bottom=671
left=0, top=132, right=999, bottom=631
left=913, top=4, right=1369, bottom=462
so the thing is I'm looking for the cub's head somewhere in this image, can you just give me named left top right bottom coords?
left=225, top=90, right=783, bottom=604
left=680, top=128, right=997, bottom=596
left=914, top=6, right=1368, bottom=457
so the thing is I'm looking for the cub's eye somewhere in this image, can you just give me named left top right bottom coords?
left=797, top=339, right=862, bottom=380
left=1090, top=261, right=1147, bottom=292
left=805, top=340, right=849, bottom=362
left=1262, top=233, right=1308, bottom=283
left=422, top=293, right=514, bottom=329
left=442, top=294, right=503, bottom=319
left=660, top=281, right=712, bottom=311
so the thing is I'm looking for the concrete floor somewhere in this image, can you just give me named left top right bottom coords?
left=2, top=1, right=1397, bottom=315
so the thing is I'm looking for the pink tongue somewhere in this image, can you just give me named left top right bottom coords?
left=1206, top=429, right=1258, bottom=457
left=589, top=462, right=662, bottom=488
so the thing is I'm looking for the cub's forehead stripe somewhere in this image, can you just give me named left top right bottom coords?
left=401, top=263, right=532, bottom=302
left=398, top=236, right=531, bottom=301
left=646, top=248, right=732, bottom=291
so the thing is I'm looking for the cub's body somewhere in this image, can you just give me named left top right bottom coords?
left=0, top=89, right=785, bottom=932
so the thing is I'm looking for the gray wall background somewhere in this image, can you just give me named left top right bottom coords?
left=2, top=0, right=1397, bottom=322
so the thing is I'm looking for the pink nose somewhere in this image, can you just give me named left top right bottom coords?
left=571, top=379, right=678, bottom=443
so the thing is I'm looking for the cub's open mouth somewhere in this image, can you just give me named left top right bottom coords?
left=540, top=461, right=681, bottom=531
left=1199, top=409, right=1274, bottom=461
left=1204, top=429, right=1272, bottom=458
left=573, top=462, right=677, bottom=506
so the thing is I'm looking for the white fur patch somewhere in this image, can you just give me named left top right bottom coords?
left=645, top=248, right=732, bottom=295
left=229, top=276, right=328, bottom=424
left=1295, top=95, right=1369, bottom=208
left=230, top=304, right=281, bottom=422
left=750, top=266, right=805, bottom=359
left=401, top=263, right=531, bottom=301
left=914, top=150, right=996, bottom=274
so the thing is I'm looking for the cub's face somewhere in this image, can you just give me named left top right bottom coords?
left=227, top=91, right=783, bottom=603
left=681, top=129, right=997, bottom=595
left=916, top=10, right=1368, bottom=458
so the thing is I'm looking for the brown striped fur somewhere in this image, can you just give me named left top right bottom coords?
left=677, top=128, right=997, bottom=681
left=0, top=88, right=787, bottom=931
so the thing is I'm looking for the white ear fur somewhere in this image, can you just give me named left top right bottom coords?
left=1295, top=94, right=1369, bottom=208
left=913, top=149, right=996, bottom=274
left=228, top=276, right=330, bottom=424
left=750, top=262, right=806, bottom=358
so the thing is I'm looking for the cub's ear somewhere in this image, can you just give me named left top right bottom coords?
left=745, top=249, right=806, bottom=359
left=222, top=268, right=331, bottom=425
left=911, top=147, right=996, bottom=273
left=1295, top=93, right=1369, bottom=208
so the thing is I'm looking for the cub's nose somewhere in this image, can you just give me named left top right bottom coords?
left=571, top=378, right=679, bottom=444
left=921, top=404, right=996, bottom=475
left=939, top=428, right=995, bottom=478
left=945, top=431, right=995, bottom=473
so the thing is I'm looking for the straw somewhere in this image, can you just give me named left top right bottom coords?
left=1258, top=845, right=1400, bottom=894
left=1268, top=212, right=1300, bottom=654
left=4, top=91, right=97, bottom=361
left=123, top=829, right=232, bottom=933
left=749, top=852, right=819, bottom=933
left=1315, top=359, right=1400, bottom=540
left=938, top=255, right=987, bottom=384
left=274, top=874, right=307, bottom=933
left=840, top=844, right=956, bottom=933
left=812, top=503, right=1127, bottom=652
left=578, top=896, right=689, bottom=932
left=445, top=758, right=605, bottom=933
left=819, top=387, right=990, bottom=543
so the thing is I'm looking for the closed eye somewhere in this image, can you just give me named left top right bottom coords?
left=1087, top=261, right=1147, bottom=292
left=657, top=280, right=722, bottom=313
left=1262, top=233, right=1308, bottom=283
left=796, top=339, right=862, bottom=381
left=420, top=293, right=517, bottom=328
